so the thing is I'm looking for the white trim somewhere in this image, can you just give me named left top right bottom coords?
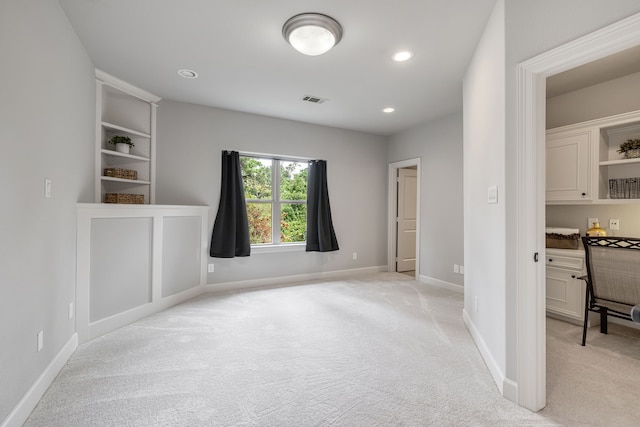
left=1, top=334, right=78, bottom=427
left=87, top=287, right=204, bottom=340
left=387, top=158, right=421, bottom=278
left=462, top=309, right=505, bottom=394
left=205, top=265, right=387, bottom=294
left=418, top=274, right=464, bottom=294
left=515, top=11, right=640, bottom=412
left=76, top=204, right=209, bottom=343
left=251, top=243, right=306, bottom=254
left=96, top=69, right=161, bottom=103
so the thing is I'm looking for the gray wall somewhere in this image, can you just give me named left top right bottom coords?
left=0, top=0, right=94, bottom=422
left=156, top=100, right=389, bottom=284
left=387, top=112, right=464, bottom=287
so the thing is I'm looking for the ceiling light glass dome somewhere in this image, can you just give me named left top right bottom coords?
left=283, top=13, right=343, bottom=56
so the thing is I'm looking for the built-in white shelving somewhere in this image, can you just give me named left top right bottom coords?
left=546, top=109, right=640, bottom=205
left=95, top=69, right=160, bottom=204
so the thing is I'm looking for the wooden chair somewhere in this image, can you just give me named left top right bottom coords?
left=580, top=236, right=640, bottom=346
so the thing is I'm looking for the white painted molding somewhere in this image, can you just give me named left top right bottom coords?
left=206, top=266, right=388, bottom=294
left=1, top=334, right=78, bottom=427
left=515, top=11, right=640, bottom=413
left=96, top=69, right=161, bottom=103
left=76, top=204, right=209, bottom=343
left=87, top=286, right=204, bottom=340
left=418, top=274, right=464, bottom=294
left=462, top=309, right=505, bottom=394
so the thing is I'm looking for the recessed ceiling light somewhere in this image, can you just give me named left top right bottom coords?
left=392, top=51, right=414, bottom=62
left=383, top=107, right=395, bottom=113
left=178, top=69, right=198, bottom=79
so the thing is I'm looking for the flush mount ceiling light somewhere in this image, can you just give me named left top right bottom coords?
left=382, top=107, right=395, bottom=113
left=178, top=69, right=198, bottom=79
left=392, top=51, right=414, bottom=62
left=282, top=13, right=343, bottom=56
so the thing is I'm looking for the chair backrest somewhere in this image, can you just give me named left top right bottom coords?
left=582, top=236, right=640, bottom=311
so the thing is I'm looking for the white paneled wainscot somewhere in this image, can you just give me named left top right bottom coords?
left=76, top=204, right=208, bottom=343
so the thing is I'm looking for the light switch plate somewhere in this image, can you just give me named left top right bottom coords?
left=487, top=186, right=498, bottom=204
left=609, top=219, right=619, bottom=230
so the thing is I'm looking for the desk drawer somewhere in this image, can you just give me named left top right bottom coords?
left=546, top=255, right=583, bottom=271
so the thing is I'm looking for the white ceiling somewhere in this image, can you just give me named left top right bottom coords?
left=59, top=0, right=497, bottom=136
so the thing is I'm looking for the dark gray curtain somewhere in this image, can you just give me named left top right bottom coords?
left=306, top=160, right=339, bottom=252
left=210, top=151, right=251, bottom=258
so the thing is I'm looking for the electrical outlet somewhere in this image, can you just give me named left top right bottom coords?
left=37, top=330, right=44, bottom=352
left=609, top=219, right=620, bottom=230
left=588, top=217, right=598, bottom=228
left=453, top=264, right=459, bottom=273
left=207, top=264, right=215, bottom=273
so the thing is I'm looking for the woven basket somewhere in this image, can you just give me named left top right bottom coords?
left=104, top=193, right=144, bottom=204
left=104, top=168, right=137, bottom=180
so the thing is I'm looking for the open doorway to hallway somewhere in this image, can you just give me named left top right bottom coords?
left=388, top=159, right=421, bottom=278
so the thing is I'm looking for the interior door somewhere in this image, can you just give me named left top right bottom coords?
left=397, top=168, right=417, bottom=272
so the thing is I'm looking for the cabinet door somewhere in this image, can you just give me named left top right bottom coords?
left=546, top=130, right=592, bottom=201
left=546, top=267, right=585, bottom=321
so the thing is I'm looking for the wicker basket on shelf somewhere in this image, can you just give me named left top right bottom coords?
left=104, top=193, right=144, bottom=204
left=103, top=168, right=137, bottom=180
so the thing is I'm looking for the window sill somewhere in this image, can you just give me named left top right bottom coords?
left=250, top=243, right=306, bottom=254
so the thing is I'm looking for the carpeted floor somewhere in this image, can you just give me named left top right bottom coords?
left=23, top=273, right=640, bottom=426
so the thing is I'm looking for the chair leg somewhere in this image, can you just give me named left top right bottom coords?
left=582, top=286, right=590, bottom=346
left=600, top=308, right=608, bottom=334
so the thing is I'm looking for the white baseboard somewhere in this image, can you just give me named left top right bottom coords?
left=418, top=274, right=464, bottom=293
left=1, top=333, right=78, bottom=427
left=462, top=309, right=505, bottom=395
left=84, top=285, right=205, bottom=343
left=502, top=377, right=518, bottom=403
left=206, top=265, right=388, bottom=293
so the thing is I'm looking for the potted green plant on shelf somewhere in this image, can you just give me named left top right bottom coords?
left=617, top=138, right=640, bottom=159
left=108, top=135, right=134, bottom=154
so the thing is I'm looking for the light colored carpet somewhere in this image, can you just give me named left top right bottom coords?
left=23, top=273, right=638, bottom=426
left=543, top=317, right=640, bottom=426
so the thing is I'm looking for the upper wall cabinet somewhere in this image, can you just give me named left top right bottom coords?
left=95, top=70, right=161, bottom=204
left=546, top=128, right=593, bottom=202
left=546, top=110, right=640, bottom=205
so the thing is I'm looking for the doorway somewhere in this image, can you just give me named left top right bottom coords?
left=388, top=158, right=421, bottom=278
left=515, top=13, right=640, bottom=412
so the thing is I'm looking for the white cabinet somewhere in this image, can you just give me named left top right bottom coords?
left=545, top=249, right=586, bottom=323
left=546, top=110, right=640, bottom=204
left=95, top=70, right=161, bottom=204
left=546, top=128, right=593, bottom=202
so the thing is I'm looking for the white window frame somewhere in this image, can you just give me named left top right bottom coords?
left=240, top=153, right=309, bottom=250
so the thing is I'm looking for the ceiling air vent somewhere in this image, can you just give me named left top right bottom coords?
left=301, top=95, right=328, bottom=104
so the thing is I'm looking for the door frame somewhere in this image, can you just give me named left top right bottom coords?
left=388, top=158, right=421, bottom=277
left=515, top=12, right=640, bottom=411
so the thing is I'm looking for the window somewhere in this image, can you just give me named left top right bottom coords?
left=240, top=155, right=308, bottom=245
